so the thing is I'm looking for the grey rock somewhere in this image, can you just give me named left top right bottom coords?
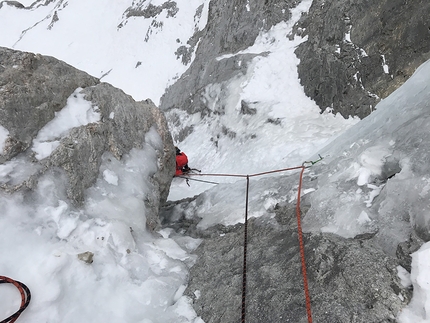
left=47, top=10, right=59, bottom=30
left=125, top=1, right=179, bottom=19
left=0, top=1, right=25, bottom=9
left=169, top=204, right=410, bottom=323
left=396, top=232, right=424, bottom=273
left=294, top=0, right=430, bottom=118
left=240, top=100, right=257, bottom=115
left=77, top=251, right=94, bottom=264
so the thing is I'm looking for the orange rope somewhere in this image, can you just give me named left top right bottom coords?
left=0, top=276, right=31, bottom=323
left=296, top=166, right=313, bottom=323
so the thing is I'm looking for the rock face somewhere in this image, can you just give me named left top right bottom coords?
left=159, top=0, right=294, bottom=141
left=163, top=201, right=410, bottom=322
left=161, top=0, right=430, bottom=124
left=294, top=0, right=430, bottom=118
left=0, top=46, right=175, bottom=229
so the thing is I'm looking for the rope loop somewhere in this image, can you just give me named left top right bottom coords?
left=0, top=276, right=31, bottom=323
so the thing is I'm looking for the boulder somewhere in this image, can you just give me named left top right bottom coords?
left=0, top=47, right=175, bottom=229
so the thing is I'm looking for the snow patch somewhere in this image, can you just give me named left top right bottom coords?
left=32, top=88, right=100, bottom=160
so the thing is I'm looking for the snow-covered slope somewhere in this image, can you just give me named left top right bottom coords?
left=0, top=0, right=210, bottom=104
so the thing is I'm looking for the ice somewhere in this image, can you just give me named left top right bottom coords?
left=303, top=59, right=430, bottom=255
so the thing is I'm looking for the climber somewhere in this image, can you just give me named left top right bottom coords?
left=175, top=146, right=190, bottom=176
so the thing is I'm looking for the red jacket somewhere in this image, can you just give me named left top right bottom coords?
left=175, top=152, right=188, bottom=176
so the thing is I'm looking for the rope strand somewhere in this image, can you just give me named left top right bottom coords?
left=241, top=176, right=250, bottom=323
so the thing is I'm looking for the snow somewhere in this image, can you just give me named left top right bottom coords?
left=103, top=169, right=119, bottom=186
left=0, top=125, right=9, bottom=152
left=0, top=126, right=203, bottom=322
left=0, top=0, right=429, bottom=322
left=382, top=54, right=390, bottom=74
left=398, top=242, right=430, bottom=323
left=354, top=145, right=393, bottom=186
left=302, top=59, right=430, bottom=247
left=397, top=266, right=413, bottom=288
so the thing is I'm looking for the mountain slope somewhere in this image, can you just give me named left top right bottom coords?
left=1, top=0, right=430, bottom=322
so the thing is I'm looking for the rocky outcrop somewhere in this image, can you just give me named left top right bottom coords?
left=294, top=0, right=430, bottom=118
left=162, top=201, right=410, bottom=322
left=0, top=47, right=175, bottom=229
